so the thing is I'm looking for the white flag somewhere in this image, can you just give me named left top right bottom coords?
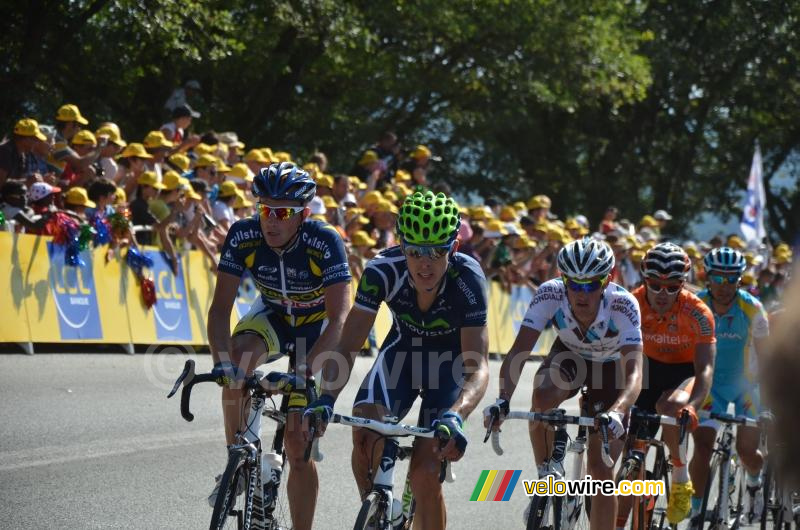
left=740, top=144, right=766, bottom=243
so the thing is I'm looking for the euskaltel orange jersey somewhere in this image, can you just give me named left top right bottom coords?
left=632, top=286, right=716, bottom=364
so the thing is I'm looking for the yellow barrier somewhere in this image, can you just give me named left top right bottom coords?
left=0, top=232, right=552, bottom=355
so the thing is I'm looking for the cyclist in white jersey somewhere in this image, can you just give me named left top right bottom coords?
left=486, top=238, right=643, bottom=530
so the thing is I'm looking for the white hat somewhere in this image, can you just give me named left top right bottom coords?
left=654, top=209, right=672, bottom=221
left=309, top=196, right=326, bottom=215
left=574, top=215, right=589, bottom=228
left=342, top=193, right=358, bottom=207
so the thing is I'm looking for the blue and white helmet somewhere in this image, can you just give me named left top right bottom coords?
left=252, top=162, right=316, bottom=204
left=703, top=247, right=746, bottom=274
left=557, top=238, right=615, bottom=280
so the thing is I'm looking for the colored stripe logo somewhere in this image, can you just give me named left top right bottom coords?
left=470, top=470, right=522, bottom=501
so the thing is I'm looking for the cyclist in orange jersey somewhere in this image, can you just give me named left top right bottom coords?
left=617, top=242, right=716, bottom=529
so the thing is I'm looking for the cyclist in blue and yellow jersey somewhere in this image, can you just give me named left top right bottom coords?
left=488, top=238, right=644, bottom=530
left=305, top=190, right=490, bottom=530
left=690, top=247, right=769, bottom=524
left=207, top=162, right=352, bottom=530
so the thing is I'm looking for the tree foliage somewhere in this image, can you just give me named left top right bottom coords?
left=2, top=0, right=798, bottom=240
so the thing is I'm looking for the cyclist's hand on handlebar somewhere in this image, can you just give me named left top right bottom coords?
left=433, top=411, right=467, bottom=462
left=679, top=404, right=699, bottom=432
left=302, top=394, right=335, bottom=442
left=211, top=361, right=246, bottom=388
left=600, top=410, right=625, bottom=439
left=482, top=398, right=510, bottom=432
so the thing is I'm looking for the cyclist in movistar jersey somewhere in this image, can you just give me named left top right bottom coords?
left=690, top=247, right=769, bottom=523
left=487, top=238, right=644, bottom=530
left=207, top=162, right=352, bottom=530
left=617, top=242, right=716, bottom=527
left=305, top=191, right=490, bottom=530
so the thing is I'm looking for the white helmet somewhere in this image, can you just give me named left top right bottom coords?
left=557, top=238, right=615, bottom=280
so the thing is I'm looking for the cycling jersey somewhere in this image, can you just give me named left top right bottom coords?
left=520, top=279, right=642, bottom=361
left=218, top=217, right=351, bottom=327
left=632, top=287, right=716, bottom=364
left=352, top=247, right=489, bottom=426
left=696, top=289, right=768, bottom=385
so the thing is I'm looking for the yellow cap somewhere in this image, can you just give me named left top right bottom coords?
left=741, top=271, right=756, bottom=286
left=71, top=130, right=97, bottom=146
left=233, top=191, right=253, bottom=209
left=527, top=194, right=551, bottom=210
left=564, top=218, right=580, bottom=230
left=351, top=230, right=377, bottom=247
left=394, top=169, right=412, bottom=182
left=137, top=171, right=166, bottom=189
left=532, top=221, right=550, bottom=232
left=375, top=200, right=398, bottom=214
left=194, top=143, right=216, bottom=156
left=56, top=104, right=88, bottom=125
left=183, top=186, right=202, bottom=201
left=322, top=195, right=338, bottom=209
left=218, top=180, right=239, bottom=198
left=361, top=190, right=383, bottom=206
left=410, top=144, right=431, bottom=160
left=316, top=174, right=334, bottom=188
left=168, top=153, right=191, bottom=172
left=14, top=118, right=47, bottom=141
left=119, top=143, right=153, bottom=159
left=113, top=187, right=127, bottom=204
left=639, top=215, right=659, bottom=228
left=485, top=219, right=509, bottom=236
left=95, top=124, right=126, bottom=147
left=513, top=201, right=527, bottom=212
left=162, top=170, right=186, bottom=191
left=345, top=208, right=369, bottom=225
left=358, top=150, right=379, bottom=166
left=303, top=163, right=320, bottom=177
left=727, top=235, right=746, bottom=250
left=143, top=131, right=173, bottom=149
left=272, top=151, right=292, bottom=163
left=64, top=187, right=96, bottom=208
left=547, top=228, right=564, bottom=242
left=216, top=159, right=233, bottom=173
left=383, top=190, right=398, bottom=203
left=513, top=236, right=536, bottom=250
left=244, top=148, right=269, bottom=163
left=227, top=163, right=254, bottom=181
left=499, top=205, right=517, bottom=221
left=194, top=154, right=219, bottom=168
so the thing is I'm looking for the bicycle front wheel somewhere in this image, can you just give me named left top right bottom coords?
left=354, top=491, right=389, bottom=530
left=210, top=451, right=252, bottom=530
left=527, top=494, right=563, bottom=530
left=698, top=453, right=722, bottom=529
left=646, top=452, right=670, bottom=530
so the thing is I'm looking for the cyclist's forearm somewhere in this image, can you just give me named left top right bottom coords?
left=689, top=344, right=715, bottom=409
left=207, top=307, right=233, bottom=364
left=610, top=348, right=642, bottom=412
left=450, top=354, right=489, bottom=418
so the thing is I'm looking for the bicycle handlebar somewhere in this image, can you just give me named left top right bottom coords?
left=486, top=408, right=613, bottom=467
left=627, top=406, right=690, bottom=464
left=697, top=410, right=761, bottom=428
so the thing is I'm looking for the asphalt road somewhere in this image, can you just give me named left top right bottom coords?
left=0, top=354, right=759, bottom=529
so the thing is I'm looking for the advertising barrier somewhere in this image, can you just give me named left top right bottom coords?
left=0, top=232, right=552, bottom=354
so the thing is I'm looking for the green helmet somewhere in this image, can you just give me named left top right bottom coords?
left=397, top=191, right=460, bottom=245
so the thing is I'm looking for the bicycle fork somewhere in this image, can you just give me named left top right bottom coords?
left=370, top=438, right=400, bottom=529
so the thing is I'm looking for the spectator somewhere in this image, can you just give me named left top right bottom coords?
left=164, top=79, right=202, bottom=113
left=117, top=143, right=152, bottom=196
left=63, top=186, right=95, bottom=222
left=331, top=174, right=350, bottom=203
left=191, top=154, right=222, bottom=189
left=212, top=180, right=238, bottom=233
left=69, top=130, right=101, bottom=186
left=166, top=153, right=191, bottom=175
left=315, top=174, right=334, bottom=198
left=400, top=144, right=432, bottom=187
left=370, top=131, right=399, bottom=173
left=243, top=149, right=270, bottom=176
left=0, top=180, right=34, bottom=232
left=25, top=182, right=62, bottom=235
left=143, top=131, right=173, bottom=179
left=232, top=190, right=253, bottom=220
left=225, top=163, right=254, bottom=193
left=95, top=123, right=126, bottom=182
left=653, top=209, right=672, bottom=232
left=351, top=149, right=384, bottom=187
left=343, top=207, right=369, bottom=239
left=86, top=178, right=118, bottom=217
left=526, top=194, right=551, bottom=222
left=129, top=171, right=165, bottom=245
left=638, top=214, right=659, bottom=235
left=160, top=104, right=201, bottom=152
left=0, top=119, right=47, bottom=186
left=52, top=104, right=104, bottom=184
left=308, top=151, right=329, bottom=173
left=371, top=199, right=398, bottom=248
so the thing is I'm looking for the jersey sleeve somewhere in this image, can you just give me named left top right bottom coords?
left=688, top=298, right=716, bottom=344
left=750, top=299, right=770, bottom=339
left=521, top=280, right=563, bottom=331
left=458, top=259, right=488, bottom=327
left=610, top=291, right=643, bottom=348
left=217, top=226, right=245, bottom=277
left=317, top=225, right=352, bottom=287
left=354, top=263, right=387, bottom=313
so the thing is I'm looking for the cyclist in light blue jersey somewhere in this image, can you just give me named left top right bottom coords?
left=690, top=247, right=769, bottom=522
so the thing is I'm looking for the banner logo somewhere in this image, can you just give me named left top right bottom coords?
left=470, top=470, right=522, bottom=501
left=235, top=272, right=259, bottom=319
left=48, top=243, right=102, bottom=339
left=148, top=252, right=192, bottom=341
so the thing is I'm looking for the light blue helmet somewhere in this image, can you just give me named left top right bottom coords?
left=703, top=247, right=746, bottom=274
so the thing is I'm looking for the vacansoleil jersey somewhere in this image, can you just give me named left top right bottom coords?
left=218, top=218, right=351, bottom=326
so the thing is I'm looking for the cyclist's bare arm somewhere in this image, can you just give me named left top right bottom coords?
left=498, top=326, right=541, bottom=401
left=305, top=281, right=352, bottom=373
left=207, top=271, right=240, bottom=363
left=319, top=307, right=377, bottom=400
left=448, top=326, right=490, bottom=419
left=609, top=344, right=643, bottom=413
left=689, top=342, right=715, bottom=410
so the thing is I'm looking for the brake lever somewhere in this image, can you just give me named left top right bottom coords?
left=167, top=359, right=195, bottom=398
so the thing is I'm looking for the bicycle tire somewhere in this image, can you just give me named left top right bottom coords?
left=761, top=461, right=774, bottom=530
left=646, top=458, right=670, bottom=530
left=354, top=491, right=389, bottom=530
left=263, top=395, right=292, bottom=530
left=698, top=453, right=722, bottom=529
left=527, top=494, right=563, bottom=530
left=210, top=450, right=252, bottom=530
